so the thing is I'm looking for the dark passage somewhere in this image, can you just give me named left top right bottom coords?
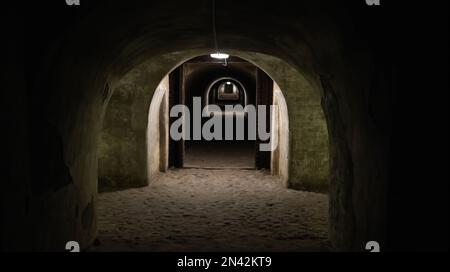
left=169, top=56, right=274, bottom=170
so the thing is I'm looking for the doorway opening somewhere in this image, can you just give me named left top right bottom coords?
left=167, top=55, right=278, bottom=171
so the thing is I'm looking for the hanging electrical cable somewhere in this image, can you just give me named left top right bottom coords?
left=210, top=0, right=229, bottom=66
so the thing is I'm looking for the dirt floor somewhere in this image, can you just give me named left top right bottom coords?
left=91, top=168, right=329, bottom=252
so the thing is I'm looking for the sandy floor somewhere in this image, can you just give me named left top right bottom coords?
left=92, top=169, right=329, bottom=252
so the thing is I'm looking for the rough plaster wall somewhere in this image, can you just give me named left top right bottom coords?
left=159, top=84, right=169, bottom=172
left=271, top=84, right=290, bottom=187
left=98, top=54, right=186, bottom=191
left=99, top=73, right=169, bottom=192
left=147, top=76, right=169, bottom=184
left=234, top=52, right=329, bottom=192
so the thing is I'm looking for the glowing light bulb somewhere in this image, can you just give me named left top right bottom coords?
left=210, top=52, right=230, bottom=59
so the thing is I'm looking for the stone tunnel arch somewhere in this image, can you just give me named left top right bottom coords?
left=98, top=51, right=328, bottom=193
left=15, top=1, right=391, bottom=252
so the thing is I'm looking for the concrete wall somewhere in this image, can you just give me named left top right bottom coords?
left=98, top=54, right=184, bottom=191
left=99, top=52, right=329, bottom=193
left=98, top=72, right=169, bottom=192
left=271, top=83, right=290, bottom=187
left=235, top=52, right=329, bottom=192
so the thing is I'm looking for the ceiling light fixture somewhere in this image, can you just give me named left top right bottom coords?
left=210, top=53, right=229, bottom=59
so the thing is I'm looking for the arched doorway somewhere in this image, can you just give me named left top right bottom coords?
left=95, top=52, right=330, bottom=251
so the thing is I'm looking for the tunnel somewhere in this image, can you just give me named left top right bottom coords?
left=95, top=53, right=329, bottom=251
left=2, top=0, right=448, bottom=253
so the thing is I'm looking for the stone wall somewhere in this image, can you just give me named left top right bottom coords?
left=235, top=52, right=329, bottom=192
left=99, top=52, right=329, bottom=193
left=98, top=55, right=181, bottom=191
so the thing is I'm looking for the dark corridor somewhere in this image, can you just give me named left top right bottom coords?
left=168, top=56, right=274, bottom=170
left=2, top=0, right=448, bottom=257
